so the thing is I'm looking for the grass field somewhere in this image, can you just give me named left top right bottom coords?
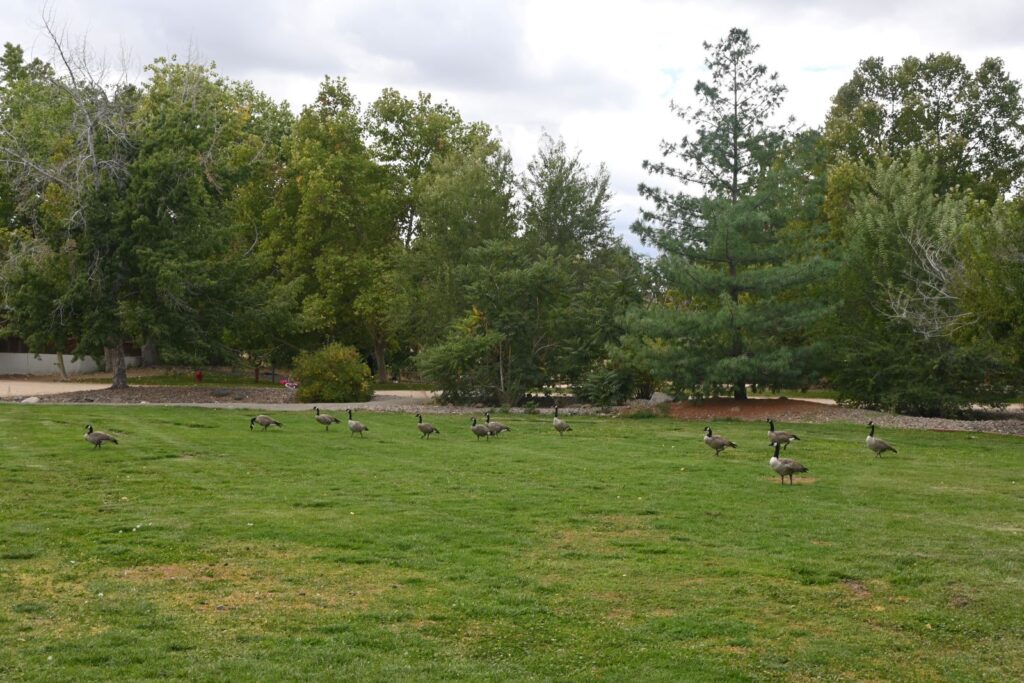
left=1, top=405, right=1022, bottom=681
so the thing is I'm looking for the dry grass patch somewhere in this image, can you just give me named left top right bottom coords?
left=111, top=550, right=421, bottom=620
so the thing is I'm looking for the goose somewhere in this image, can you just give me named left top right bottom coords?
left=314, top=407, right=341, bottom=431
left=416, top=413, right=439, bottom=438
left=347, top=409, right=368, bottom=437
left=84, top=424, right=118, bottom=448
left=866, top=421, right=897, bottom=457
left=769, top=442, right=808, bottom=485
left=702, top=426, right=737, bottom=456
left=485, top=412, right=510, bottom=436
left=250, top=415, right=282, bottom=431
left=470, top=417, right=490, bottom=440
left=767, top=418, right=800, bottom=449
left=553, top=406, right=573, bottom=436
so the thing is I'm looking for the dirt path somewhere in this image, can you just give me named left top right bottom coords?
left=1, top=380, right=110, bottom=397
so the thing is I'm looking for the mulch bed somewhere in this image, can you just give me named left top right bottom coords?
left=665, top=397, right=831, bottom=422
left=658, top=397, right=1024, bottom=437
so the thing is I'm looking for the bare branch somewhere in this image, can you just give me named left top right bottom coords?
left=883, top=226, right=974, bottom=338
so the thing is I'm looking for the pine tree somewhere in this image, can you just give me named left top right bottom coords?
left=628, top=28, right=830, bottom=399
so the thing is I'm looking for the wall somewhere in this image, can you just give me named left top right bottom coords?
left=0, top=353, right=141, bottom=376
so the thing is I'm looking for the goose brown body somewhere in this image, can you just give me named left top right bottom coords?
left=470, top=417, right=490, bottom=439
left=485, top=413, right=510, bottom=436
left=417, top=413, right=439, bottom=438
left=314, top=407, right=341, bottom=431
left=769, top=442, right=807, bottom=484
left=84, top=424, right=118, bottom=448
left=346, top=409, right=368, bottom=437
left=553, top=406, right=573, bottom=436
left=767, top=418, right=800, bottom=449
left=702, top=426, right=737, bottom=456
left=866, top=421, right=897, bottom=457
left=250, top=415, right=282, bottom=431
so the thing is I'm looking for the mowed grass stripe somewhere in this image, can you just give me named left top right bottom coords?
left=1, top=404, right=1022, bottom=681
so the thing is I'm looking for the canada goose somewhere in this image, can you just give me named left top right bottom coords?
left=769, top=442, right=808, bottom=484
left=703, top=426, right=737, bottom=456
left=347, top=409, right=368, bottom=437
left=314, top=407, right=341, bottom=431
left=470, top=417, right=490, bottom=440
left=485, top=412, right=510, bottom=436
left=767, top=418, right=800, bottom=449
left=553, top=406, right=573, bottom=436
left=416, top=413, right=439, bottom=438
left=250, top=415, right=282, bottom=431
left=84, top=424, right=118, bottom=448
left=866, top=421, right=897, bottom=457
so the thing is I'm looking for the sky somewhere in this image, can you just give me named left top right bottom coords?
left=3, top=0, right=1024, bottom=252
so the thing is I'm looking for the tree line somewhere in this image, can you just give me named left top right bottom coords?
left=1, top=27, right=1021, bottom=415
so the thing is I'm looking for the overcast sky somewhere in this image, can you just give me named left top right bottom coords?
left=4, top=1, right=1024, bottom=251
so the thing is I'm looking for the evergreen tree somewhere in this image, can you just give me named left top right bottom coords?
left=628, top=28, right=829, bottom=399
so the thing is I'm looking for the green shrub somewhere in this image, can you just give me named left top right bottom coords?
left=292, top=344, right=373, bottom=403
left=574, top=360, right=641, bottom=407
left=415, top=327, right=520, bottom=405
left=830, top=329, right=1017, bottom=417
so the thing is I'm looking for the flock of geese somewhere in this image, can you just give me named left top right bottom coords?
left=84, top=407, right=572, bottom=447
left=703, top=418, right=899, bottom=484
left=85, top=410, right=898, bottom=485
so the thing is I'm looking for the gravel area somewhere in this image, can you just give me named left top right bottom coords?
left=24, top=385, right=297, bottom=405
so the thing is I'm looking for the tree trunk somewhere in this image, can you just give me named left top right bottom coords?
left=55, top=351, right=70, bottom=381
left=141, top=339, right=160, bottom=367
left=727, top=259, right=746, bottom=400
left=373, top=338, right=388, bottom=383
left=107, top=343, right=129, bottom=389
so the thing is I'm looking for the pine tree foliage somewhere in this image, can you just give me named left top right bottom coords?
left=628, top=28, right=830, bottom=399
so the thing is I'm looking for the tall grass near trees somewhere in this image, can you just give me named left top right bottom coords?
left=1, top=405, right=1022, bottom=681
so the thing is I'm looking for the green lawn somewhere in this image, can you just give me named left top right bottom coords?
left=1, top=406, right=1022, bottom=681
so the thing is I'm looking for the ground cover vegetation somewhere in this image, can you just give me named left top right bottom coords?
left=1, top=404, right=1023, bottom=680
left=1, top=25, right=1023, bottom=414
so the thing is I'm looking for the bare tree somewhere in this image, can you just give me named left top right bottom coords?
left=884, top=226, right=974, bottom=339
left=0, top=14, right=136, bottom=387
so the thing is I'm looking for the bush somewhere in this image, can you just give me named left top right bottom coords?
left=292, top=344, right=373, bottom=403
left=830, top=331, right=1017, bottom=417
left=574, top=360, right=643, bottom=407
left=415, top=327, right=523, bottom=405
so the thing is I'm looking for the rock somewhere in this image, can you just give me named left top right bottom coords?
left=648, top=391, right=674, bottom=406
left=20, top=396, right=40, bottom=404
